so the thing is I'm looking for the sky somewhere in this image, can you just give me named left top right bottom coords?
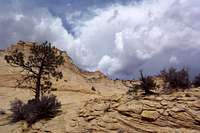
left=0, top=0, right=200, bottom=79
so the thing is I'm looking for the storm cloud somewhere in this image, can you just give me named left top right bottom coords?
left=0, top=0, right=200, bottom=79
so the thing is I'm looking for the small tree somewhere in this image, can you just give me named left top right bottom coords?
left=139, top=70, right=156, bottom=95
left=5, top=41, right=64, bottom=101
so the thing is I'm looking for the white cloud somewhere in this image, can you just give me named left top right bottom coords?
left=98, top=55, right=122, bottom=76
left=0, top=7, right=74, bottom=49
left=1, top=0, right=200, bottom=79
left=15, top=14, right=24, bottom=21
left=169, top=56, right=179, bottom=65
left=115, top=32, right=124, bottom=52
left=66, top=0, right=200, bottom=79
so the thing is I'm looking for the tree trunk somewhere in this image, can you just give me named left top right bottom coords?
left=35, top=63, right=43, bottom=101
left=35, top=76, right=41, bottom=101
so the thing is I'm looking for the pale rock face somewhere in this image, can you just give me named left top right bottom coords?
left=0, top=42, right=200, bottom=133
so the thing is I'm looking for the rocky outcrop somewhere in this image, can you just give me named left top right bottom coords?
left=75, top=89, right=200, bottom=133
left=0, top=42, right=200, bottom=133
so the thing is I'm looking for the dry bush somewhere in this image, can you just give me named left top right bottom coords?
left=160, top=67, right=190, bottom=90
left=193, top=74, right=200, bottom=87
left=10, top=95, right=61, bottom=125
left=10, top=100, right=24, bottom=122
left=139, top=70, right=156, bottom=95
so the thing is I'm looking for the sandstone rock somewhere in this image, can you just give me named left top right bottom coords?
left=177, top=97, right=197, bottom=101
left=79, top=109, right=90, bottom=117
left=92, top=111, right=104, bottom=116
left=190, top=100, right=200, bottom=108
left=155, top=97, right=163, bottom=101
left=106, top=123, right=121, bottom=130
left=117, top=128, right=126, bottom=133
left=185, top=109, right=200, bottom=124
left=165, top=96, right=177, bottom=101
left=69, top=121, right=77, bottom=127
left=110, top=94, right=122, bottom=102
left=171, top=104, right=186, bottom=112
left=161, top=100, right=168, bottom=106
left=84, top=116, right=96, bottom=121
left=143, top=95, right=156, bottom=100
left=167, top=102, right=175, bottom=108
left=141, top=111, right=160, bottom=122
left=194, top=117, right=200, bottom=124
left=102, top=115, right=117, bottom=123
left=117, top=101, right=143, bottom=114
left=142, top=100, right=162, bottom=108
left=111, top=103, right=120, bottom=108
left=157, top=109, right=165, bottom=114
left=97, top=121, right=106, bottom=128
left=168, top=111, right=194, bottom=121
left=163, top=110, right=169, bottom=116
left=32, top=122, right=43, bottom=130
left=1, top=43, right=200, bottom=133
left=94, top=103, right=110, bottom=111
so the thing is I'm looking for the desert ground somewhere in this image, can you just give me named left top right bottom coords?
left=0, top=42, right=200, bottom=133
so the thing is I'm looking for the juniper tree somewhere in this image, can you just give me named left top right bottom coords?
left=5, top=41, right=64, bottom=101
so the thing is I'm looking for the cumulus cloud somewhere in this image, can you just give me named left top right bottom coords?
left=0, top=0, right=200, bottom=79
left=0, top=1, right=73, bottom=49
left=67, top=0, right=200, bottom=79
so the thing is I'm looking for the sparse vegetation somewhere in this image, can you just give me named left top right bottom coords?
left=193, top=74, right=200, bottom=87
left=123, top=71, right=156, bottom=95
left=122, top=80, right=140, bottom=96
left=5, top=41, right=64, bottom=125
left=126, top=84, right=140, bottom=95
left=160, top=67, right=190, bottom=90
left=10, top=95, right=61, bottom=125
left=139, top=70, right=156, bottom=95
left=5, top=41, right=64, bottom=101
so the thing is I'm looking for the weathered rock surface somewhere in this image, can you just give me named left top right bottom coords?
left=0, top=42, right=200, bottom=133
left=75, top=90, right=200, bottom=133
left=141, top=110, right=160, bottom=121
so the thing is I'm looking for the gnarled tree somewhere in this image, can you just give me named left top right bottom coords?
left=5, top=41, right=64, bottom=101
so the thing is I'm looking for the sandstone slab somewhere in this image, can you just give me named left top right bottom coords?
left=141, top=110, right=160, bottom=122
